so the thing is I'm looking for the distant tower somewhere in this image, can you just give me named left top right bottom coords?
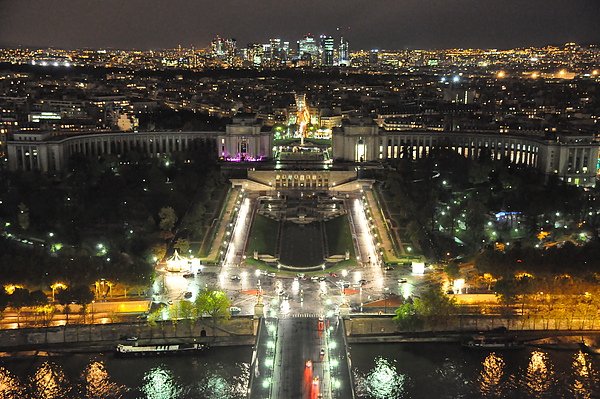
left=321, top=36, right=335, bottom=66
left=339, top=37, right=349, bottom=66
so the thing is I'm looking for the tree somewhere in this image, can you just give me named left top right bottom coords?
left=194, top=288, right=230, bottom=335
left=8, top=288, right=31, bottom=328
left=149, top=242, right=167, bottom=262
left=0, top=290, right=8, bottom=319
left=445, top=262, right=461, bottom=281
left=174, top=238, right=190, bottom=254
left=57, top=286, right=94, bottom=323
left=158, top=207, right=178, bottom=232
left=393, top=303, right=423, bottom=331
left=494, top=277, right=520, bottom=324
left=17, top=203, right=30, bottom=231
left=413, top=284, right=457, bottom=330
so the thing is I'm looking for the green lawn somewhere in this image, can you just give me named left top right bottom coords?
left=246, top=214, right=279, bottom=256
left=324, top=216, right=356, bottom=258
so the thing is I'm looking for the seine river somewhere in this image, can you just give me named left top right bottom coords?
left=0, top=343, right=598, bottom=398
left=351, top=343, right=600, bottom=399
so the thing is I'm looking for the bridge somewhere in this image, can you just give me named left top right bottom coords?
left=248, top=315, right=355, bottom=399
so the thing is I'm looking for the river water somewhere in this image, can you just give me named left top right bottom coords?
left=0, top=346, right=252, bottom=399
left=0, top=344, right=598, bottom=398
left=351, top=343, right=600, bottom=399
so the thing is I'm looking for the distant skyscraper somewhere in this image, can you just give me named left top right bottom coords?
left=211, top=36, right=236, bottom=64
left=282, top=41, right=290, bottom=61
left=269, top=38, right=282, bottom=65
left=297, top=35, right=319, bottom=65
left=339, top=37, right=349, bottom=66
left=246, top=43, right=263, bottom=66
left=321, top=36, right=335, bottom=66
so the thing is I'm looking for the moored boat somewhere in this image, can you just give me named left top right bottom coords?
left=462, top=334, right=523, bottom=350
left=115, top=342, right=207, bottom=357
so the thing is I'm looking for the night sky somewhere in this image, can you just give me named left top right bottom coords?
left=0, top=0, right=598, bottom=50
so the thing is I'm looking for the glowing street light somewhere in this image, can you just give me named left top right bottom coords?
left=51, top=282, right=67, bottom=302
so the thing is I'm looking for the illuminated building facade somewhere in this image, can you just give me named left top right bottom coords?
left=321, top=36, right=335, bottom=66
left=6, top=120, right=599, bottom=187
left=333, top=124, right=599, bottom=186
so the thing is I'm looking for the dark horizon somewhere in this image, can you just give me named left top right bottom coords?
left=0, top=0, right=598, bottom=51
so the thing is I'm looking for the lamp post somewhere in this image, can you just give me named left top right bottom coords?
left=51, top=282, right=67, bottom=302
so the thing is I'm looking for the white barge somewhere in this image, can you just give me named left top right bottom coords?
left=115, top=343, right=207, bottom=357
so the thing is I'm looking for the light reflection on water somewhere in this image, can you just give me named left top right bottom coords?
left=521, top=350, right=555, bottom=397
left=141, top=367, right=182, bottom=399
left=82, top=361, right=126, bottom=399
left=0, top=348, right=250, bottom=399
left=571, top=351, right=597, bottom=399
left=30, top=361, right=71, bottom=399
left=352, top=344, right=600, bottom=399
left=354, top=357, right=406, bottom=399
left=0, top=365, right=25, bottom=399
left=478, top=352, right=504, bottom=398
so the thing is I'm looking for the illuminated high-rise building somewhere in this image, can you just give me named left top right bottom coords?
left=246, top=43, right=263, bottom=67
left=297, top=35, right=319, bottom=64
left=339, top=37, right=349, bottom=66
left=269, top=38, right=282, bottom=65
left=321, top=35, right=335, bottom=66
left=282, top=41, right=290, bottom=61
left=211, top=36, right=237, bottom=64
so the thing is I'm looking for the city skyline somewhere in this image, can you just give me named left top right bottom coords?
left=0, top=0, right=598, bottom=50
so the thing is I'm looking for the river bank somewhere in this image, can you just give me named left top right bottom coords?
left=0, top=316, right=257, bottom=353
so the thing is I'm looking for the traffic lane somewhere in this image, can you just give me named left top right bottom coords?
left=274, top=318, right=315, bottom=399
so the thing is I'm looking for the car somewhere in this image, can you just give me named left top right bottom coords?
left=310, top=276, right=320, bottom=282
left=340, top=281, right=350, bottom=288
left=184, top=292, right=193, bottom=299
left=267, top=272, right=276, bottom=278
left=230, top=275, right=241, bottom=281
left=398, top=278, right=408, bottom=283
left=296, top=273, right=306, bottom=279
left=119, top=335, right=138, bottom=341
left=384, top=266, right=394, bottom=271
left=229, top=306, right=241, bottom=315
left=359, top=279, right=368, bottom=284
left=319, top=348, right=325, bottom=358
left=293, top=277, right=299, bottom=282
left=182, top=273, right=195, bottom=278
left=318, top=276, right=326, bottom=282
left=277, top=289, right=285, bottom=296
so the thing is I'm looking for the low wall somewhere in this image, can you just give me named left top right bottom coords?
left=345, top=315, right=600, bottom=337
left=0, top=317, right=257, bottom=351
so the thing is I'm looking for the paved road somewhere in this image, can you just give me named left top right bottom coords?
left=272, top=316, right=328, bottom=399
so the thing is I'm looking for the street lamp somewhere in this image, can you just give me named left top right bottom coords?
left=51, top=282, right=67, bottom=302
